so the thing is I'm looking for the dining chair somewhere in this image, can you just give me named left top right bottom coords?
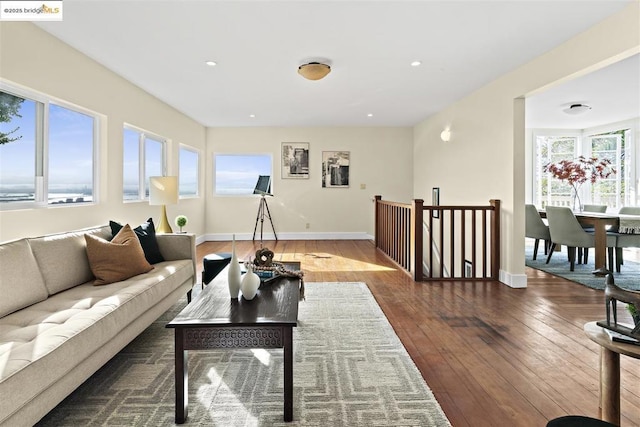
left=579, top=204, right=607, bottom=262
left=545, top=206, right=617, bottom=271
left=525, top=204, right=550, bottom=260
left=612, top=206, right=640, bottom=272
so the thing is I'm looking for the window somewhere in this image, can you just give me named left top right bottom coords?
left=123, top=125, right=167, bottom=201
left=533, top=128, right=632, bottom=210
left=588, top=131, right=624, bottom=208
left=48, top=104, right=95, bottom=204
left=179, top=145, right=199, bottom=197
left=0, top=86, right=97, bottom=207
left=214, top=154, right=272, bottom=195
left=535, top=135, right=578, bottom=208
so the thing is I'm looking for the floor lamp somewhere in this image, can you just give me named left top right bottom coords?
left=149, top=176, right=178, bottom=234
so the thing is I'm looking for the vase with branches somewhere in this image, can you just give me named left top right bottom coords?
left=543, top=156, right=616, bottom=211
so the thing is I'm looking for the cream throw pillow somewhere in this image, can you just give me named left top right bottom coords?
left=85, top=224, right=153, bottom=285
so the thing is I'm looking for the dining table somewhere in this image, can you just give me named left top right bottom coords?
left=539, top=209, right=640, bottom=276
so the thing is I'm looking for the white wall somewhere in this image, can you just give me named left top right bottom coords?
left=0, top=23, right=206, bottom=242
left=205, top=127, right=413, bottom=240
left=413, top=2, right=640, bottom=287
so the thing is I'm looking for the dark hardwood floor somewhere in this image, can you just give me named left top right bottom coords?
left=196, top=239, right=640, bottom=427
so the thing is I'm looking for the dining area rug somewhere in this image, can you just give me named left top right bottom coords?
left=36, top=282, right=451, bottom=426
left=525, top=243, right=640, bottom=291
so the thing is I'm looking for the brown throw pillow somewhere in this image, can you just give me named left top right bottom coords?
left=85, top=224, right=153, bottom=285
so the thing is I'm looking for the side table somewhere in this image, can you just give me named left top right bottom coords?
left=583, top=321, right=640, bottom=425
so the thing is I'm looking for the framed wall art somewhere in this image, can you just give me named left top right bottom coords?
left=281, top=142, right=309, bottom=179
left=322, top=151, right=350, bottom=188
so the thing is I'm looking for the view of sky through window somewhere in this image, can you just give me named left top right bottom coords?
left=215, top=154, right=272, bottom=195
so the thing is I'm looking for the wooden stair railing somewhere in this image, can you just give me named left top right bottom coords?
left=374, top=196, right=500, bottom=281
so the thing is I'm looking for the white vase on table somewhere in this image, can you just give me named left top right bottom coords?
left=227, top=234, right=241, bottom=299
left=240, top=263, right=260, bottom=300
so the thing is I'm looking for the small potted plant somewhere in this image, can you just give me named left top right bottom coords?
left=627, top=303, right=640, bottom=326
left=174, top=215, right=188, bottom=233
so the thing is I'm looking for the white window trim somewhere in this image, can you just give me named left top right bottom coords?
left=122, top=123, right=169, bottom=202
left=529, top=118, right=640, bottom=209
left=0, top=79, right=101, bottom=210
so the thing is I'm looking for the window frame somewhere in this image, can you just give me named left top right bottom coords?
left=531, top=130, right=581, bottom=208
left=530, top=122, right=638, bottom=211
left=0, top=80, right=100, bottom=210
left=122, top=124, right=168, bottom=202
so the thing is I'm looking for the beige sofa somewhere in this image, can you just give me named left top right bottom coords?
left=0, top=225, right=196, bottom=426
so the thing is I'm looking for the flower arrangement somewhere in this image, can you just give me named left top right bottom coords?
left=543, top=156, right=616, bottom=210
left=174, top=215, right=188, bottom=233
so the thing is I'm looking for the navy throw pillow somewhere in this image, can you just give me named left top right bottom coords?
left=109, top=218, right=165, bottom=264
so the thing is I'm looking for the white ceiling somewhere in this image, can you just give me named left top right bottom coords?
left=36, top=0, right=637, bottom=128
left=526, top=53, right=640, bottom=129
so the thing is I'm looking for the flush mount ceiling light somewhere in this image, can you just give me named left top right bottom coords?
left=298, top=62, right=331, bottom=80
left=563, top=103, right=592, bottom=115
left=440, top=129, right=451, bottom=142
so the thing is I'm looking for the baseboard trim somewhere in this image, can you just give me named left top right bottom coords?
left=499, top=269, right=528, bottom=288
left=203, top=232, right=374, bottom=241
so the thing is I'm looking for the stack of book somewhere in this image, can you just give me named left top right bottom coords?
left=605, top=326, right=640, bottom=346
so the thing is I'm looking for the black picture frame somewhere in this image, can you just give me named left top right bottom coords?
left=281, top=142, right=309, bottom=179
left=432, top=187, right=440, bottom=218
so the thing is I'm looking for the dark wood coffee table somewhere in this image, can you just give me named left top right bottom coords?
left=166, top=262, right=302, bottom=423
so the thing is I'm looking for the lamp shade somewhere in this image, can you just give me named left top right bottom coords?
left=149, top=176, right=178, bottom=205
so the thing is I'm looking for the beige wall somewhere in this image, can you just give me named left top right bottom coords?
left=0, top=23, right=413, bottom=243
left=413, top=2, right=640, bottom=287
left=0, top=23, right=206, bottom=242
left=205, top=127, right=413, bottom=240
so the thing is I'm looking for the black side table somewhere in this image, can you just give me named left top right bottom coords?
left=201, top=253, right=232, bottom=288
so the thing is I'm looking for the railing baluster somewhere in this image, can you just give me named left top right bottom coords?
left=373, top=196, right=499, bottom=281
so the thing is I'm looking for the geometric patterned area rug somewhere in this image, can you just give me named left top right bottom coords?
left=36, top=282, right=451, bottom=426
left=525, top=242, right=640, bottom=291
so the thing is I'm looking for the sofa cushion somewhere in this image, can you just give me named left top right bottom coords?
left=85, top=224, right=153, bottom=285
left=28, top=226, right=112, bottom=296
left=109, top=218, right=165, bottom=265
left=0, top=239, right=49, bottom=318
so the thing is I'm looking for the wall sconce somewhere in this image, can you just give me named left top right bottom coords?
left=149, top=176, right=178, bottom=233
left=440, top=129, right=451, bottom=142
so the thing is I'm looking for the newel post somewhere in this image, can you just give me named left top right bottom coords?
left=411, top=199, right=424, bottom=281
left=374, top=195, right=382, bottom=248
left=490, top=199, right=501, bottom=280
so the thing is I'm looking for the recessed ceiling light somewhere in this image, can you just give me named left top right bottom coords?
left=411, top=61, right=422, bottom=67
left=205, top=60, right=217, bottom=66
left=249, top=114, right=256, bottom=118
left=367, top=113, right=373, bottom=117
